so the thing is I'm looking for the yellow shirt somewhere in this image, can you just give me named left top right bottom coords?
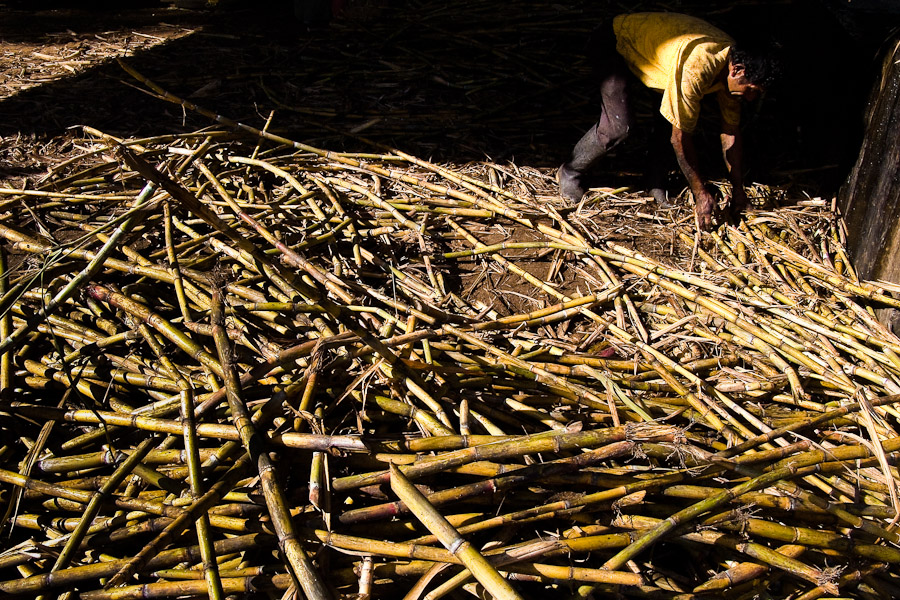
left=612, top=12, right=741, bottom=132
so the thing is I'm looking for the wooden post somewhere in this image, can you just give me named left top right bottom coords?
left=838, top=33, right=900, bottom=330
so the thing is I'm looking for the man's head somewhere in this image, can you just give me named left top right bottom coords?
left=726, top=43, right=782, bottom=101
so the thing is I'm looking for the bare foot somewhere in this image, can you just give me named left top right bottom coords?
left=557, top=165, right=587, bottom=203
left=650, top=187, right=674, bottom=208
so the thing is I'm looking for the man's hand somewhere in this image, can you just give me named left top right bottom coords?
left=670, top=126, right=715, bottom=230
left=694, top=186, right=717, bottom=231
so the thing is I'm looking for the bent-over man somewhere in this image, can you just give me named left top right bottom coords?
left=558, top=12, right=780, bottom=230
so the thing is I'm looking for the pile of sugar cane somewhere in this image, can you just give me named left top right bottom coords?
left=2, top=102, right=900, bottom=600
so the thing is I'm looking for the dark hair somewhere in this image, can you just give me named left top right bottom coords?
left=730, top=43, right=783, bottom=90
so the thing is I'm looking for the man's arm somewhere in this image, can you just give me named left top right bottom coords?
left=671, top=125, right=716, bottom=230
left=720, top=122, right=748, bottom=213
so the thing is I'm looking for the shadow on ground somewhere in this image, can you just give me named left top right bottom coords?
left=1, top=0, right=896, bottom=194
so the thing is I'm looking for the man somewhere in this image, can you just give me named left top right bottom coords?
left=558, top=12, right=780, bottom=230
